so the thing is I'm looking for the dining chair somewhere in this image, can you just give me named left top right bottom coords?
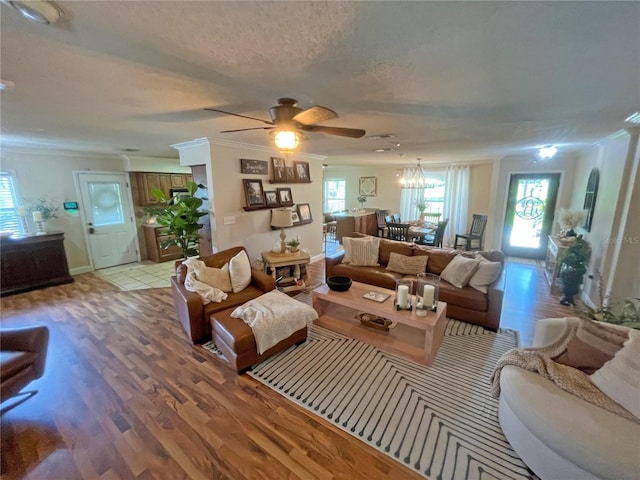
left=454, top=214, right=488, bottom=250
left=376, top=209, right=389, bottom=237
left=385, top=215, right=394, bottom=223
left=423, top=218, right=449, bottom=247
left=422, top=212, right=442, bottom=224
left=386, top=222, right=410, bottom=242
left=393, top=213, right=401, bottom=222
left=323, top=212, right=337, bottom=240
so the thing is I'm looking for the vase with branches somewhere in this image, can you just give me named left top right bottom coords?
left=557, top=208, right=586, bottom=237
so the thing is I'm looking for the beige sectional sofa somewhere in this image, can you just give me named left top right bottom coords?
left=325, top=234, right=506, bottom=330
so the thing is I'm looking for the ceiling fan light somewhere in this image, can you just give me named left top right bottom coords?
left=4, top=0, right=62, bottom=24
left=273, top=129, right=300, bottom=152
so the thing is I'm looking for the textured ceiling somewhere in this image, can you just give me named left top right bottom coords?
left=1, top=1, right=639, bottom=166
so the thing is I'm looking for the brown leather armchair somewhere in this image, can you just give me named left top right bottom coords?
left=170, top=246, right=277, bottom=343
left=1, top=325, right=49, bottom=411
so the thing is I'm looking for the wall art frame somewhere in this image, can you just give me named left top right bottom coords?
left=242, top=179, right=266, bottom=208
left=359, top=176, right=377, bottom=196
left=240, top=158, right=268, bottom=175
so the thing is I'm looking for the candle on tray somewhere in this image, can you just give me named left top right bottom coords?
left=32, top=211, right=43, bottom=222
left=17, top=206, right=27, bottom=217
left=423, top=285, right=435, bottom=309
left=397, top=285, right=409, bottom=308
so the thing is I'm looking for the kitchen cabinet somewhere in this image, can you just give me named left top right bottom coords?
left=137, top=173, right=193, bottom=205
left=333, top=211, right=377, bottom=243
left=1, top=232, right=74, bottom=296
left=143, top=226, right=183, bottom=263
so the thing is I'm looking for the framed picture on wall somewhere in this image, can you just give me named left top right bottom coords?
left=291, top=211, right=300, bottom=224
left=359, top=176, right=377, bottom=196
left=242, top=179, right=266, bottom=207
left=264, top=190, right=279, bottom=207
left=276, top=187, right=293, bottom=206
left=271, top=157, right=287, bottom=182
left=240, top=158, right=268, bottom=175
left=294, top=161, right=310, bottom=182
left=297, top=203, right=312, bottom=222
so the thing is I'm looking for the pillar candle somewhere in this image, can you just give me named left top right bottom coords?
left=17, top=206, right=27, bottom=217
left=423, top=285, right=435, bottom=308
left=32, top=211, right=43, bottom=222
left=397, top=285, right=409, bottom=308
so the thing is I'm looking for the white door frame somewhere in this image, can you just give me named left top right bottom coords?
left=74, top=170, right=140, bottom=270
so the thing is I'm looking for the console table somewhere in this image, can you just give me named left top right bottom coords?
left=543, top=235, right=568, bottom=294
left=0, top=232, right=74, bottom=296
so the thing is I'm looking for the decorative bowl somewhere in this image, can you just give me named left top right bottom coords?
left=327, top=276, right=352, bottom=292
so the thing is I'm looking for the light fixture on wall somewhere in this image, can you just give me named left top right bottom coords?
left=400, top=158, right=430, bottom=189
left=271, top=208, right=293, bottom=253
left=1, top=0, right=63, bottom=24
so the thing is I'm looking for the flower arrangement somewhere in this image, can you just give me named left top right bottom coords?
left=415, top=199, right=430, bottom=212
left=557, top=208, right=586, bottom=231
left=30, top=198, right=60, bottom=221
left=356, top=195, right=367, bottom=204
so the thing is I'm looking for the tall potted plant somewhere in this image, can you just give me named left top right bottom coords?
left=152, top=181, right=206, bottom=259
left=558, top=235, right=591, bottom=306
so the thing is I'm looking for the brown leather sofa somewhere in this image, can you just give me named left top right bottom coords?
left=1, top=325, right=49, bottom=408
left=171, top=246, right=276, bottom=343
left=325, top=235, right=505, bottom=330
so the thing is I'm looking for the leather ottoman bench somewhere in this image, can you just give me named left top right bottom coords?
left=211, top=307, right=307, bottom=373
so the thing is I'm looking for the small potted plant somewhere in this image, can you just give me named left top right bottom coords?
left=558, top=235, right=591, bottom=306
left=415, top=199, right=430, bottom=222
left=357, top=195, right=367, bottom=210
left=287, top=237, right=300, bottom=253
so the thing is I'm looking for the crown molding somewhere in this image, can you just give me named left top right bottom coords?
left=172, top=137, right=326, bottom=161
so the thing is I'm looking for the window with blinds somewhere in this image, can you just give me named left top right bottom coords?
left=0, top=171, right=22, bottom=233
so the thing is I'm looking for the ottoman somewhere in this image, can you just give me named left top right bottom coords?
left=211, top=307, right=307, bottom=373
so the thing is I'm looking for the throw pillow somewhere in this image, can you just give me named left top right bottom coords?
left=386, top=252, right=428, bottom=275
left=196, top=263, right=232, bottom=292
left=590, top=329, right=639, bottom=419
left=468, top=256, right=502, bottom=293
left=342, top=237, right=380, bottom=266
left=440, top=255, right=480, bottom=288
left=229, top=250, right=252, bottom=293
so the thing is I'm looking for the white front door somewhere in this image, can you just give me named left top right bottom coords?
left=77, top=172, right=138, bottom=269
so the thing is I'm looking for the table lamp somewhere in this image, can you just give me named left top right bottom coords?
left=271, top=208, right=293, bottom=253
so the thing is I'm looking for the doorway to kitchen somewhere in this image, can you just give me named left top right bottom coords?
left=501, top=173, right=560, bottom=259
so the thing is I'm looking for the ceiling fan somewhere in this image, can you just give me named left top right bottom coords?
left=204, top=98, right=365, bottom=151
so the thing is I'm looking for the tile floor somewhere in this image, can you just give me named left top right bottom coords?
left=94, top=261, right=176, bottom=291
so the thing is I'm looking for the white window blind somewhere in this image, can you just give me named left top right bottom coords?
left=0, top=171, right=22, bottom=233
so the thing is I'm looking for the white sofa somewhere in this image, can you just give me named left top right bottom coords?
left=498, top=318, right=640, bottom=480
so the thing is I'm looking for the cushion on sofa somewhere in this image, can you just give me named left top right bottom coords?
left=439, top=281, right=488, bottom=311
left=196, top=263, right=232, bottom=292
left=386, top=252, right=428, bottom=275
left=343, top=237, right=380, bottom=266
left=377, top=237, right=414, bottom=266
left=468, top=256, right=502, bottom=293
left=440, top=255, right=480, bottom=288
left=229, top=250, right=252, bottom=292
left=415, top=246, right=458, bottom=275
left=590, top=329, right=640, bottom=419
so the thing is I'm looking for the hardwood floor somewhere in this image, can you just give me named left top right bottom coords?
left=0, top=258, right=570, bottom=479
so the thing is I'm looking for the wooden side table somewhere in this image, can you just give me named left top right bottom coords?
left=261, top=250, right=311, bottom=282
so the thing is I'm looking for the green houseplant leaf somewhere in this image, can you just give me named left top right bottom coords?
left=152, top=181, right=206, bottom=259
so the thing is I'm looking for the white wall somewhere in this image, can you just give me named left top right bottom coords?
left=123, top=155, right=190, bottom=173
left=1, top=148, right=188, bottom=273
left=174, top=139, right=325, bottom=263
left=569, top=129, right=639, bottom=301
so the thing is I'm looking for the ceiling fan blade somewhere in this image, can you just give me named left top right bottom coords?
left=204, top=108, right=273, bottom=125
left=293, top=105, right=338, bottom=125
left=220, top=127, right=274, bottom=133
left=301, top=125, right=366, bottom=138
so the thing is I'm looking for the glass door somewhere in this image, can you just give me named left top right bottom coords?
left=502, top=173, right=560, bottom=258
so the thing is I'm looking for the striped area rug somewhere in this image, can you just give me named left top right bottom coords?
left=246, top=314, right=536, bottom=480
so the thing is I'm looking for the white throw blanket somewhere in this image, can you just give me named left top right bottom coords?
left=231, top=290, right=317, bottom=354
left=182, top=258, right=227, bottom=304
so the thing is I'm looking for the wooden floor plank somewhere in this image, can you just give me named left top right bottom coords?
left=1, top=258, right=570, bottom=480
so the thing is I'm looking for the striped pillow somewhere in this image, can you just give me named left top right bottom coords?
left=343, top=237, right=380, bottom=266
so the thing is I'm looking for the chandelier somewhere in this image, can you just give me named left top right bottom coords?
left=400, top=159, right=437, bottom=189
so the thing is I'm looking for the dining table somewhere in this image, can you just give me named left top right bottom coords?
left=407, top=223, right=436, bottom=243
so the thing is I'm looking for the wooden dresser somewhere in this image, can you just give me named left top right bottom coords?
left=1, top=232, right=74, bottom=296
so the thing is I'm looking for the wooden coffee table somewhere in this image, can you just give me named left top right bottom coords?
left=312, top=281, right=447, bottom=366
